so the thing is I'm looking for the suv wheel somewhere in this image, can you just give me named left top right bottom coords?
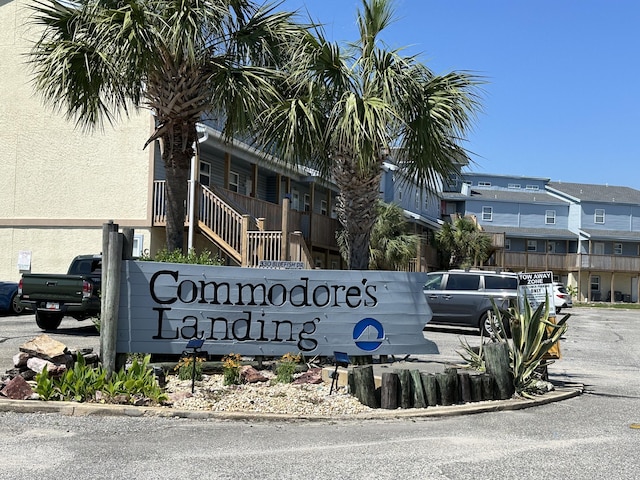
left=480, top=311, right=510, bottom=338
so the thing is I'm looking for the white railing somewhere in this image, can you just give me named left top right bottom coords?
left=153, top=181, right=313, bottom=268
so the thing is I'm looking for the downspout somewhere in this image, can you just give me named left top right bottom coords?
left=188, top=125, right=209, bottom=252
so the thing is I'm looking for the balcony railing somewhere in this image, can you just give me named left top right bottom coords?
left=152, top=181, right=336, bottom=267
left=501, top=251, right=640, bottom=273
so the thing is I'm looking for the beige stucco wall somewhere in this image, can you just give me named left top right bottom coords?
left=0, top=0, right=158, bottom=280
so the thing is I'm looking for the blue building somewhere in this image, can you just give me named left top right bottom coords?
left=442, top=173, right=640, bottom=303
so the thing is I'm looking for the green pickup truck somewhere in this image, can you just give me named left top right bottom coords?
left=18, top=255, right=101, bottom=330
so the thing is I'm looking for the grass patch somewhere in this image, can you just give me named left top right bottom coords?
left=575, top=302, right=640, bottom=310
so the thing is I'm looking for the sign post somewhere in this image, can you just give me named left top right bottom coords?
left=517, top=271, right=555, bottom=317
left=517, top=271, right=561, bottom=359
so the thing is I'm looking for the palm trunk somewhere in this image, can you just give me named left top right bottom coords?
left=160, top=128, right=195, bottom=253
left=334, top=156, right=382, bottom=270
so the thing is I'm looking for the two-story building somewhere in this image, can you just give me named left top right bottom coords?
left=443, top=173, right=640, bottom=303
left=2, top=0, right=441, bottom=280
left=0, top=0, right=347, bottom=279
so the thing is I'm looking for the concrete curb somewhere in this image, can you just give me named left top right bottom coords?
left=0, top=383, right=583, bottom=422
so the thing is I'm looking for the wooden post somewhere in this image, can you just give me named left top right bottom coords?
left=240, top=215, right=250, bottom=266
left=100, top=221, right=118, bottom=360
left=102, top=231, right=123, bottom=378
left=281, top=197, right=290, bottom=260
left=410, top=370, right=427, bottom=408
left=352, top=365, right=378, bottom=408
left=116, top=227, right=134, bottom=371
left=380, top=372, right=399, bottom=409
left=484, top=342, right=514, bottom=399
left=470, top=375, right=483, bottom=402
left=458, top=372, right=471, bottom=403
left=396, top=369, right=412, bottom=409
left=421, top=373, right=438, bottom=406
left=481, top=374, right=495, bottom=400
left=436, top=370, right=458, bottom=406
left=121, top=227, right=134, bottom=260
left=444, top=367, right=459, bottom=404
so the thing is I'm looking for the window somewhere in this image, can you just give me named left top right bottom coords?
left=291, top=190, right=300, bottom=210
left=614, top=243, right=623, bottom=255
left=398, top=189, right=403, bottom=200
left=525, top=185, right=539, bottom=191
left=482, top=206, right=493, bottom=221
left=508, top=184, right=521, bottom=189
left=415, top=191, right=420, bottom=209
left=303, top=194, right=311, bottom=212
left=505, top=239, right=511, bottom=251
left=229, top=171, right=239, bottom=192
left=424, top=273, right=444, bottom=290
left=485, top=276, right=518, bottom=290
left=527, top=240, right=537, bottom=252
left=446, top=274, right=480, bottom=291
left=590, top=275, right=600, bottom=292
left=595, top=209, right=605, bottom=224
left=199, top=161, right=211, bottom=187
left=478, top=181, right=491, bottom=187
left=545, top=210, right=556, bottom=225
left=320, top=200, right=328, bottom=216
left=132, top=235, right=144, bottom=258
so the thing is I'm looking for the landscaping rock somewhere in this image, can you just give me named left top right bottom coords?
left=19, top=334, right=68, bottom=363
left=240, top=365, right=268, bottom=383
left=1, top=375, right=35, bottom=400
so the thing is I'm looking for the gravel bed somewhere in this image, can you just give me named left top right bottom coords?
left=164, top=372, right=372, bottom=416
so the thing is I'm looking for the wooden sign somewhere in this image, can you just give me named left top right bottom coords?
left=116, top=262, right=436, bottom=356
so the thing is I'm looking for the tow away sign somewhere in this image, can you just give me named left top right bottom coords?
left=517, top=271, right=556, bottom=316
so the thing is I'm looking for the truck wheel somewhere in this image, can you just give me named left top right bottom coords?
left=10, top=293, right=25, bottom=315
left=35, top=311, right=64, bottom=330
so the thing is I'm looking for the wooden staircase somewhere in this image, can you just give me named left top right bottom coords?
left=154, top=180, right=313, bottom=268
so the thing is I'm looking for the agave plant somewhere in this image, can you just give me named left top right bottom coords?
left=458, top=293, right=570, bottom=398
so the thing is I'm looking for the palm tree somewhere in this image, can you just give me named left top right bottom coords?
left=256, top=0, right=483, bottom=269
left=337, top=201, right=418, bottom=270
left=28, top=0, right=305, bottom=253
left=436, top=215, right=492, bottom=268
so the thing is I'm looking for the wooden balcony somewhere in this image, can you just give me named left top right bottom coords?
left=500, top=251, right=640, bottom=273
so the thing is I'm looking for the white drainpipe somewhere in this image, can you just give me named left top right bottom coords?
left=188, top=124, right=209, bottom=252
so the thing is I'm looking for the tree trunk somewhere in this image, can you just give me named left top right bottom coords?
left=333, top=155, right=382, bottom=270
left=162, top=136, right=194, bottom=253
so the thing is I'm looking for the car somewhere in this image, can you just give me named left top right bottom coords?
left=553, top=282, right=573, bottom=313
left=0, top=281, right=24, bottom=315
left=423, top=269, right=518, bottom=336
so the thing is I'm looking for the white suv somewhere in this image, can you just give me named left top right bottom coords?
left=424, top=269, right=518, bottom=336
left=553, top=283, right=573, bottom=313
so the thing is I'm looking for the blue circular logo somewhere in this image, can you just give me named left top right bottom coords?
left=353, top=318, right=384, bottom=351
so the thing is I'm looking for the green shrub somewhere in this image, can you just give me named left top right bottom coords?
left=34, top=353, right=167, bottom=405
left=222, top=353, right=242, bottom=385
left=140, top=248, right=223, bottom=265
left=174, top=356, right=204, bottom=381
left=275, top=352, right=301, bottom=384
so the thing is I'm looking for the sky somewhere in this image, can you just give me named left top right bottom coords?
left=279, top=0, right=640, bottom=189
